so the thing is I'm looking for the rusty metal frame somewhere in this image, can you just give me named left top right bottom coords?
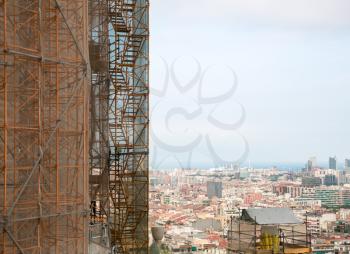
left=107, top=0, right=149, bottom=252
left=89, top=0, right=149, bottom=253
left=88, top=0, right=111, bottom=247
left=1, top=0, right=149, bottom=252
left=0, top=0, right=89, bottom=253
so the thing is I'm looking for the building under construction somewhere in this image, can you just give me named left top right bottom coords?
left=0, top=0, right=149, bottom=253
left=228, top=208, right=311, bottom=254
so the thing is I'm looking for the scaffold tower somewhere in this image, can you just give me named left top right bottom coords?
left=108, top=0, right=149, bottom=252
left=1, top=0, right=149, bottom=252
left=0, top=0, right=89, bottom=253
left=89, top=0, right=149, bottom=253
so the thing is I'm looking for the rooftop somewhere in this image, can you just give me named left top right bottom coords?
left=241, top=208, right=302, bottom=225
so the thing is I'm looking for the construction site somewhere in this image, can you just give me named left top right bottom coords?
left=228, top=208, right=311, bottom=254
left=0, top=0, right=149, bottom=253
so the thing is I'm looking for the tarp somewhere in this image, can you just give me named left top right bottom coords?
left=241, top=208, right=302, bottom=225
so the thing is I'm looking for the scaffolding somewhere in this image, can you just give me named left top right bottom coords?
left=89, top=0, right=110, bottom=233
left=108, top=0, right=149, bottom=252
left=0, top=0, right=149, bottom=252
left=89, top=0, right=149, bottom=253
left=0, top=0, right=89, bottom=253
left=227, top=217, right=311, bottom=254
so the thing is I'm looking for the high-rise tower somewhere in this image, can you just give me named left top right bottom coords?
left=329, top=156, right=337, bottom=170
left=345, top=159, right=350, bottom=173
left=307, top=156, right=317, bottom=171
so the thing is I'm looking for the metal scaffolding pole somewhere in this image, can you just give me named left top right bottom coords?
left=107, top=0, right=149, bottom=252
left=0, top=0, right=89, bottom=253
left=88, top=0, right=149, bottom=253
left=1, top=0, right=149, bottom=252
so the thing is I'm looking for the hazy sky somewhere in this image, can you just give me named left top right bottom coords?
left=150, top=0, right=350, bottom=169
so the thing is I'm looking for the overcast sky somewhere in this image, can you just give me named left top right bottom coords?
left=149, top=0, right=350, bottom=169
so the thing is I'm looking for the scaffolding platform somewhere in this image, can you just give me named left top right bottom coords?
left=227, top=208, right=311, bottom=254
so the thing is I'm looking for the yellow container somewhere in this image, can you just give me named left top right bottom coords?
left=260, top=233, right=267, bottom=250
left=273, top=235, right=279, bottom=253
left=267, top=234, right=272, bottom=250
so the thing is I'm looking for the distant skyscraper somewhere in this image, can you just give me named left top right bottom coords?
left=345, top=159, right=350, bottom=173
left=329, top=156, right=337, bottom=170
left=207, top=181, right=223, bottom=199
left=307, top=157, right=317, bottom=171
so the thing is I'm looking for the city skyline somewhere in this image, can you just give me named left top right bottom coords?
left=151, top=156, right=350, bottom=171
